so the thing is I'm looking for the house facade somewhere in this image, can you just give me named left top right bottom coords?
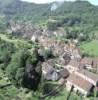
left=80, top=57, right=98, bottom=70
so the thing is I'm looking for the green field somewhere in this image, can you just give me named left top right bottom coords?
left=80, top=40, right=98, bottom=56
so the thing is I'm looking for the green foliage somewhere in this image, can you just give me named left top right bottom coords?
left=66, top=30, right=78, bottom=39
left=0, top=39, right=15, bottom=70
left=0, top=0, right=98, bottom=40
left=0, top=0, right=97, bottom=26
left=0, top=0, right=14, bottom=7
left=0, top=1, right=98, bottom=99
left=47, top=20, right=58, bottom=30
left=80, top=40, right=98, bottom=57
left=0, top=34, right=42, bottom=91
left=39, top=48, right=53, bottom=60
left=6, top=49, right=29, bottom=86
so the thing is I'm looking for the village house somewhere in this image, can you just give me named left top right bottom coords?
left=66, top=73, right=93, bottom=97
left=75, top=69, right=98, bottom=86
left=38, top=35, right=98, bottom=97
left=80, top=57, right=98, bottom=70
left=64, top=57, right=98, bottom=96
left=57, top=52, right=71, bottom=66
left=80, top=57, right=93, bottom=70
left=42, top=59, right=60, bottom=81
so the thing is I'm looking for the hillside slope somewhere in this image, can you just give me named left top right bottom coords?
left=0, top=0, right=98, bottom=37
left=0, top=0, right=97, bottom=23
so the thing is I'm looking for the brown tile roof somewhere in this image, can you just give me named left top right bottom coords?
left=77, top=69, right=98, bottom=82
left=67, top=74, right=93, bottom=91
left=69, top=60, right=80, bottom=68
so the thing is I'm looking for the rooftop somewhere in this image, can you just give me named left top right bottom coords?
left=67, top=73, right=93, bottom=91
left=77, top=69, right=98, bottom=82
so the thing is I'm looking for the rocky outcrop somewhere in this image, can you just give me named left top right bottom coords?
left=6, top=21, right=43, bottom=39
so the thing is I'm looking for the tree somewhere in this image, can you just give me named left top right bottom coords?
left=66, top=30, right=78, bottom=39
left=6, top=48, right=42, bottom=91
left=47, top=21, right=58, bottom=31
left=6, top=49, right=29, bottom=86
left=0, top=39, right=15, bottom=70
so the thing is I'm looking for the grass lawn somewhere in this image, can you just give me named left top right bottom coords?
left=80, top=40, right=98, bottom=56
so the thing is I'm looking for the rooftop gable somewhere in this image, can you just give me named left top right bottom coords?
left=67, top=73, right=93, bottom=91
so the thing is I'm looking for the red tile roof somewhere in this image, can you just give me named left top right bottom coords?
left=67, top=73, right=93, bottom=91
left=77, top=69, right=98, bottom=82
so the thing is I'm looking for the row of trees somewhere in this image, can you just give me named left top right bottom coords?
left=65, top=29, right=90, bottom=42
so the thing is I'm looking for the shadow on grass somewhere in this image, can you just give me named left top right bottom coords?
left=39, top=82, right=66, bottom=100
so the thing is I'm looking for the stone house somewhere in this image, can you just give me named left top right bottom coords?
left=80, top=57, right=98, bottom=71
left=66, top=73, right=93, bottom=97
left=80, top=57, right=93, bottom=70
left=42, top=59, right=60, bottom=81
